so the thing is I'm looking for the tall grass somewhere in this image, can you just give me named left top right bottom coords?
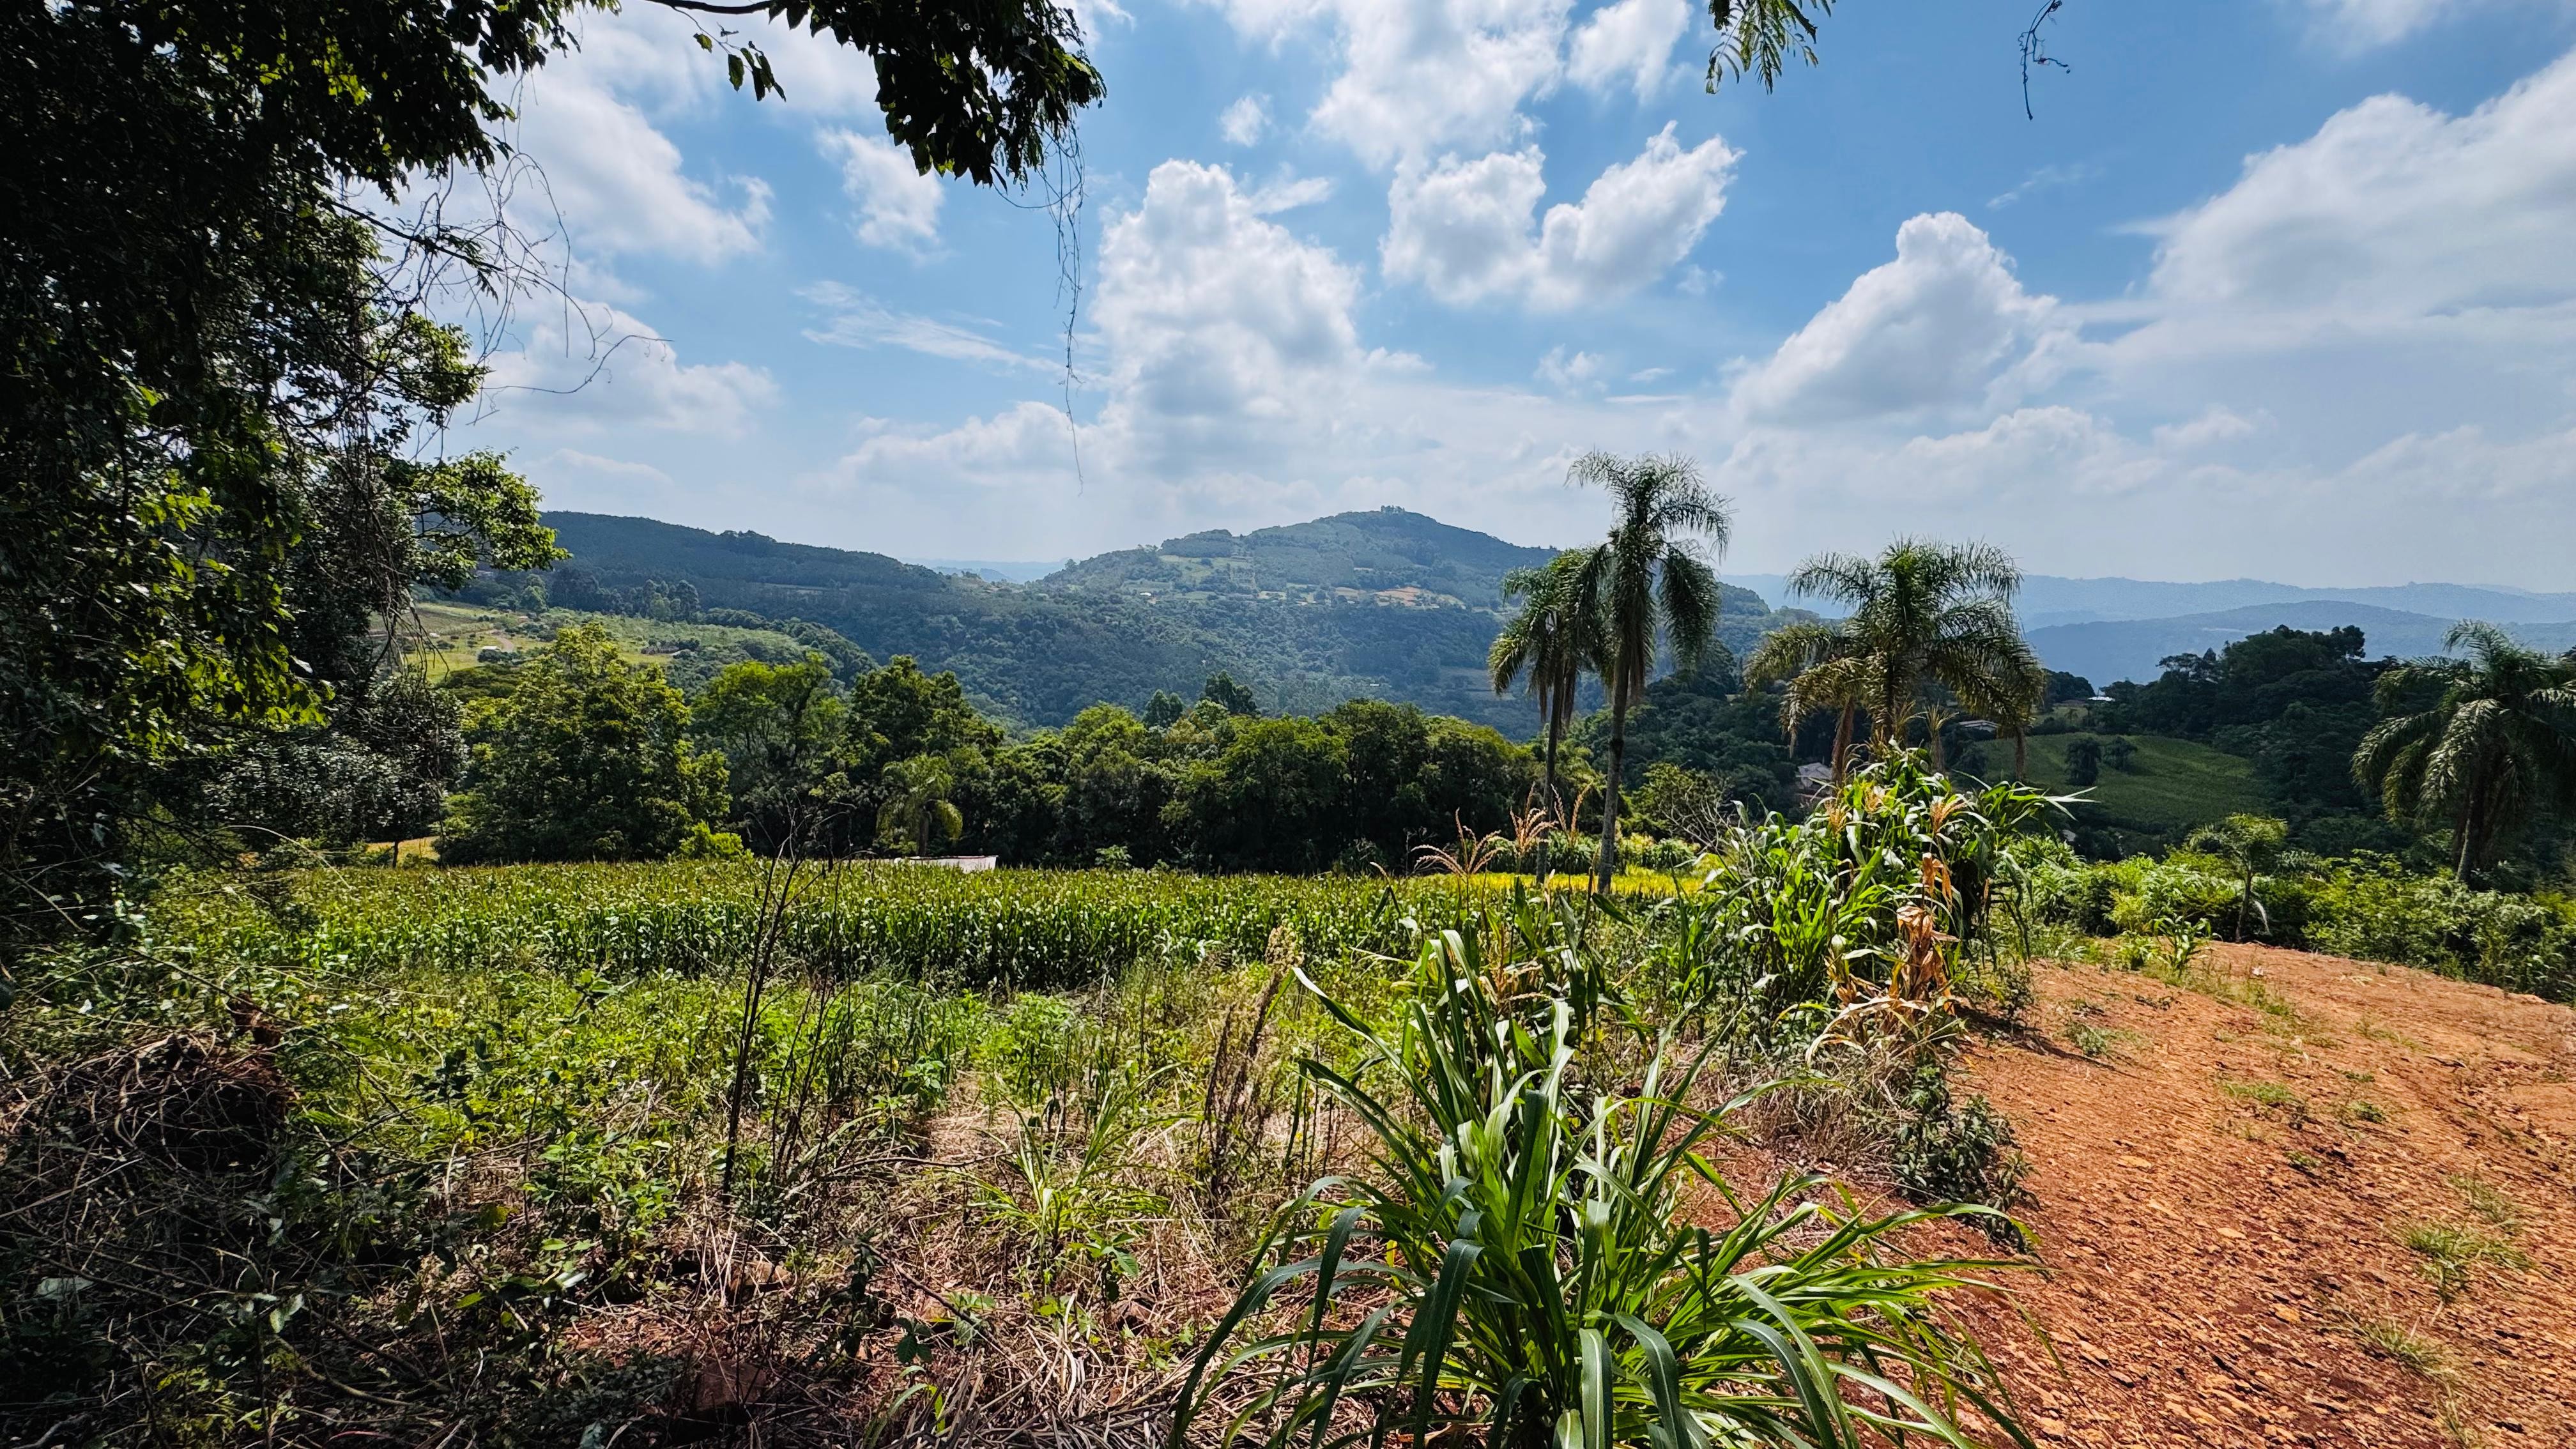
left=1174, top=910, right=2032, bottom=1449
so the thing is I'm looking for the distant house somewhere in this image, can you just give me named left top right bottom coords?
left=1956, top=719, right=2000, bottom=739
left=1795, top=762, right=1834, bottom=798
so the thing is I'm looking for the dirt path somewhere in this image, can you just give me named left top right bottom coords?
left=1953, top=944, right=2576, bottom=1447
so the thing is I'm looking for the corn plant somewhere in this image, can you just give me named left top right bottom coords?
left=1170, top=924, right=2031, bottom=1449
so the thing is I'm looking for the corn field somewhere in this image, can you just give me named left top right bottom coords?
left=151, top=862, right=1495, bottom=990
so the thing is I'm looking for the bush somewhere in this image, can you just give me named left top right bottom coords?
left=2026, top=854, right=2116, bottom=935
left=2028, top=844, right=2576, bottom=1003
left=2089, top=854, right=2310, bottom=943
left=1887, top=1060, right=2028, bottom=1240
left=1629, top=833, right=1700, bottom=873
left=2304, top=856, right=2576, bottom=1000
left=1174, top=923, right=2031, bottom=1449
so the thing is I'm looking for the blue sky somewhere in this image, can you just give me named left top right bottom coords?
left=447, top=0, right=2576, bottom=587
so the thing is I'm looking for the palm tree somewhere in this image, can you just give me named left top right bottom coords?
left=2352, top=622, right=2576, bottom=880
left=1771, top=540, right=2046, bottom=769
left=877, top=754, right=965, bottom=857
left=1489, top=548, right=1601, bottom=829
left=1566, top=452, right=1729, bottom=891
left=2187, top=814, right=2288, bottom=942
left=1743, top=620, right=1876, bottom=783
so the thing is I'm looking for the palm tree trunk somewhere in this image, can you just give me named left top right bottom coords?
left=2013, top=730, right=2027, bottom=780
left=1593, top=696, right=1627, bottom=893
left=1831, top=705, right=1855, bottom=785
left=2456, top=792, right=2481, bottom=881
left=1538, top=714, right=1562, bottom=885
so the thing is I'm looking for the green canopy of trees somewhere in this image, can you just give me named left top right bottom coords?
left=1746, top=540, right=2046, bottom=775
left=438, top=625, right=731, bottom=863
left=582, top=652, right=1546, bottom=871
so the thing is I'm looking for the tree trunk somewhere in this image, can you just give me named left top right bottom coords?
left=2239, top=864, right=2255, bottom=942
left=2452, top=778, right=2493, bottom=882
left=1831, top=705, right=1855, bottom=785
left=1928, top=707, right=1947, bottom=770
left=1538, top=715, right=1562, bottom=885
left=1593, top=697, right=1627, bottom=893
left=2013, top=730, right=2027, bottom=780
left=2457, top=791, right=2481, bottom=882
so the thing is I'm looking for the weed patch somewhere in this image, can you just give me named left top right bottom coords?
left=2221, top=1078, right=2311, bottom=1123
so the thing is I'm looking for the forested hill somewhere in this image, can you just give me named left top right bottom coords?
left=1044, top=507, right=1559, bottom=607
left=528, top=510, right=1796, bottom=730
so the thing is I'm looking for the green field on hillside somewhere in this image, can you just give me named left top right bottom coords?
left=1974, top=732, right=2266, bottom=846
left=397, top=605, right=852, bottom=692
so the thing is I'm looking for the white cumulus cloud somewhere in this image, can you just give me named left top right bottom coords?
left=1731, top=212, right=2073, bottom=423
left=2143, top=49, right=2576, bottom=321
left=1383, top=125, right=1736, bottom=309
left=1208, top=0, right=1573, bottom=167
left=482, top=305, right=778, bottom=438
left=820, top=129, right=946, bottom=252
left=507, top=69, right=769, bottom=264
left=1567, top=0, right=1689, bottom=98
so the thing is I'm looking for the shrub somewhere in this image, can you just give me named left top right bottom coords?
left=2304, top=856, right=2576, bottom=1000
left=2027, top=855, right=2117, bottom=936
left=2104, top=854, right=2308, bottom=942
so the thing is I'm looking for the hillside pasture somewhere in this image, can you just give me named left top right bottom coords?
left=1994, top=732, right=2267, bottom=848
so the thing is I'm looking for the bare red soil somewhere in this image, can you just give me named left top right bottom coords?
left=1951, top=944, right=2576, bottom=1448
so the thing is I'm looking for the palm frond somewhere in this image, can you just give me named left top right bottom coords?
left=1660, top=551, right=1725, bottom=676
left=1784, top=553, right=1876, bottom=611
left=1705, top=0, right=1837, bottom=91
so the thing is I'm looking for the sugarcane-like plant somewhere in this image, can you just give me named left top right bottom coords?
left=1170, top=923, right=2033, bottom=1449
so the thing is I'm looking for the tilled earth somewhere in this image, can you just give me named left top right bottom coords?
left=1949, top=944, right=2576, bottom=1448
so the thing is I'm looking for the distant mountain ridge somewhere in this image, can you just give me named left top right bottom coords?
left=2028, top=602, right=2576, bottom=687
left=535, top=509, right=1793, bottom=730
left=1735, top=572, right=2576, bottom=629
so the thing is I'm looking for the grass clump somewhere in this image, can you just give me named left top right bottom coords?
left=2395, top=1220, right=2529, bottom=1302
left=2343, top=1315, right=2451, bottom=1379
left=2447, top=1174, right=2520, bottom=1233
